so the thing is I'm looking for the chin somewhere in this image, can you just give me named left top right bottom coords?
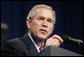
left=37, top=32, right=49, bottom=40
left=38, top=35, right=48, bottom=40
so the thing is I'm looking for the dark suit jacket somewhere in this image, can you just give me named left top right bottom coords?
left=1, top=33, right=38, bottom=56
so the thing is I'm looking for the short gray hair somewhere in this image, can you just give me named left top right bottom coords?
left=27, top=4, right=56, bottom=25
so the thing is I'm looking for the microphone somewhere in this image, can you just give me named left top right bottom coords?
left=62, top=35, right=83, bottom=47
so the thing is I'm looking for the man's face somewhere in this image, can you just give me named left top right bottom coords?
left=27, top=8, right=55, bottom=41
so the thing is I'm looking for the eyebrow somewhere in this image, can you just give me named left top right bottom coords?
left=38, top=16, right=54, bottom=20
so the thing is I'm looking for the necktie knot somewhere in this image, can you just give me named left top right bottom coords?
left=39, top=45, right=44, bottom=51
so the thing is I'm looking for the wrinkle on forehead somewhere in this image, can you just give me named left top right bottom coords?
left=36, top=8, right=55, bottom=21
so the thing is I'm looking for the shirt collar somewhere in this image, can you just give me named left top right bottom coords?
left=28, top=33, right=44, bottom=52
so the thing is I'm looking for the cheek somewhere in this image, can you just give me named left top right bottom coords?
left=30, top=25, right=38, bottom=37
left=48, top=26, right=54, bottom=34
left=30, top=21, right=40, bottom=33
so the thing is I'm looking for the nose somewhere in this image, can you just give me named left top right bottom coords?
left=42, top=20, right=48, bottom=27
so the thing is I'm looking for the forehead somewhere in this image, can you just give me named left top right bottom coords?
left=35, top=8, right=54, bottom=19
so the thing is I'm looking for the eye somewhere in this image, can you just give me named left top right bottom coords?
left=47, top=19, right=53, bottom=23
left=38, top=17, right=44, bottom=20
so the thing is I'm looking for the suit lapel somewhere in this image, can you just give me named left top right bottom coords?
left=20, top=33, right=38, bottom=56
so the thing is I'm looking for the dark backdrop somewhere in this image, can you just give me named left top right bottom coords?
left=1, top=1, right=83, bottom=54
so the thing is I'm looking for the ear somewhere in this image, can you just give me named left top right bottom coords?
left=26, top=19, right=31, bottom=29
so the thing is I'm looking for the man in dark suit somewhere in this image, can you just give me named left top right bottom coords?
left=1, top=4, right=63, bottom=56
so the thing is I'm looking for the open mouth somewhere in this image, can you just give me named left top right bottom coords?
left=40, top=29, right=47, bottom=33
